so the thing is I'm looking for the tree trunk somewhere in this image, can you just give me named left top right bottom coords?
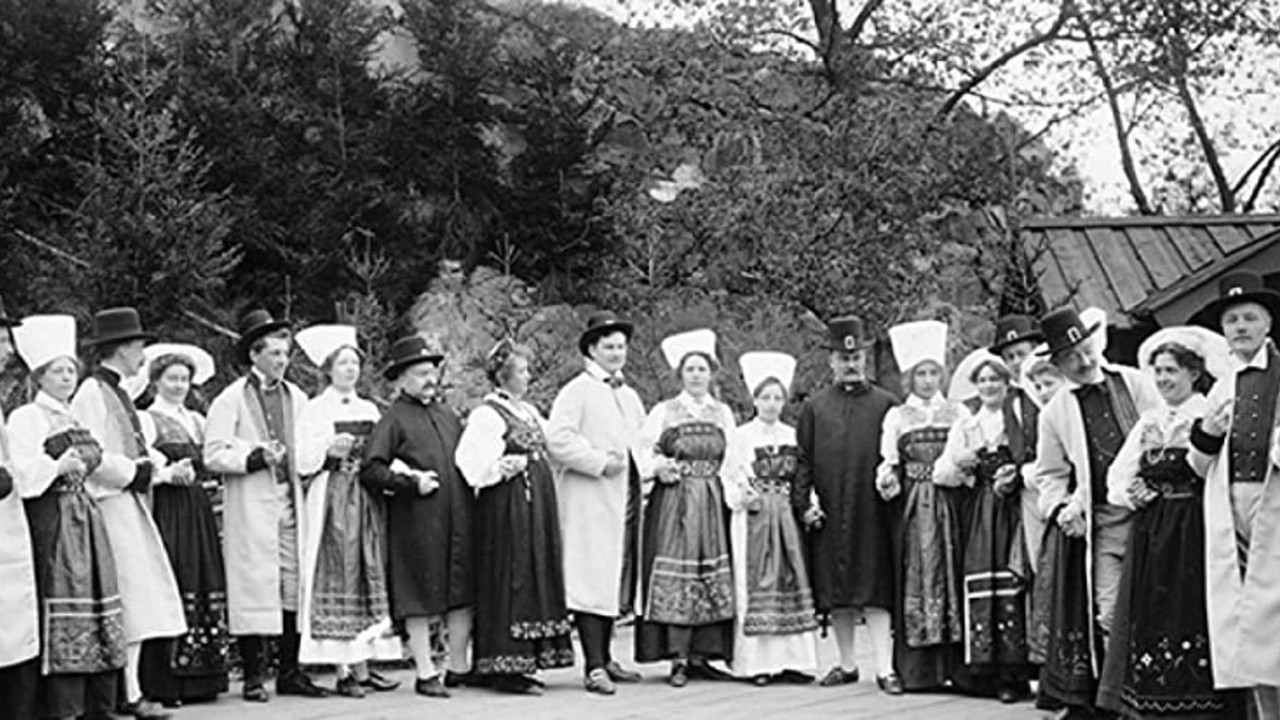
left=1080, top=15, right=1153, bottom=214
left=1168, top=37, right=1234, bottom=212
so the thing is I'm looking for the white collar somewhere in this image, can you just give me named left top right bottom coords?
left=905, top=393, right=941, bottom=409
left=1232, top=342, right=1271, bottom=372
left=321, top=385, right=359, bottom=403
left=35, top=390, right=73, bottom=414
left=1162, top=392, right=1208, bottom=420
left=585, top=360, right=624, bottom=384
left=150, top=396, right=189, bottom=418
left=677, top=391, right=717, bottom=413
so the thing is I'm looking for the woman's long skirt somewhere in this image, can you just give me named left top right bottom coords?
left=25, top=487, right=127, bottom=718
left=1097, top=494, right=1246, bottom=718
left=1035, top=524, right=1096, bottom=711
left=730, top=491, right=818, bottom=678
left=635, top=475, right=735, bottom=663
left=138, top=484, right=230, bottom=703
left=892, top=477, right=968, bottom=690
left=300, top=467, right=401, bottom=665
left=472, top=461, right=574, bottom=675
left=962, top=484, right=1030, bottom=681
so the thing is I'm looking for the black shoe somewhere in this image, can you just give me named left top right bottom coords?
left=490, top=674, right=544, bottom=696
left=415, top=676, right=451, bottom=698
left=242, top=683, right=269, bottom=703
left=336, top=674, right=366, bottom=698
left=118, top=699, right=172, bottom=719
left=604, top=660, right=642, bottom=683
left=779, top=669, right=815, bottom=684
left=669, top=662, right=689, bottom=688
left=277, top=670, right=330, bottom=697
left=876, top=673, right=905, bottom=695
left=819, top=666, right=859, bottom=686
left=687, top=659, right=733, bottom=681
left=360, top=670, right=401, bottom=692
left=445, top=670, right=480, bottom=688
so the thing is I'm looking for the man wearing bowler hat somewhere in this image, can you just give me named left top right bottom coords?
left=72, top=307, right=187, bottom=719
left=794, top=315, right=902, bottom=694
left=204, top=309, right=325, bottom=702
left=545, top=311, right=648, bottom=695
left=0, top=298, right=39, bottom=719
left=1033, top=306, right=1158, bottom=714
left=1187, top=270, right=1280, bottom=717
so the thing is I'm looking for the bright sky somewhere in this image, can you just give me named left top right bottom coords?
left=563, top=0, right=1280, bottom=215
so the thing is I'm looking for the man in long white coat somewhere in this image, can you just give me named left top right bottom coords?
left=1187, top=271, right=1280, bottom=717
left=0, top=300, right=39, bottom=718
left=204, top=310, right=323, bottom=702
left=546, top=311, right=648, bottom=696
left=72, top=307, right=186, bottom=720
left=1034, top=307, right=1159, bottom=713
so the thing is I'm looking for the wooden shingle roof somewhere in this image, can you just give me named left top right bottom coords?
left=1023, top=214, right=1280, bottom=328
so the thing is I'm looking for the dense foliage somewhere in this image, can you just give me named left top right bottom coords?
left=1, top=0, right=1080, bottom=408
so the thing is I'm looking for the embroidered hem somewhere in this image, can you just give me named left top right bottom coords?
left=511, top=617, right=573, bottom=641
left=473, top=647, right=576, bottom=675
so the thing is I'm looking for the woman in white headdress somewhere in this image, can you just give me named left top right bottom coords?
left=6, top=315, right=127, bottom=719
left=724, top=351, right=819, bottom=685
left=132, top=343, right=230, bottom=706
left=935, top=350, right=1032, bottom=702
left=295, top=325, right=401, bottom=697
left=1096, top=327, right=1247, bottom=718
left=875, top=320, right=971, bottom=692
left=634, top=329, right=738, bottom=686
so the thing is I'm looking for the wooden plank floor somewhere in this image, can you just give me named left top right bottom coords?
left=182, top=627, right=1046, bottom=719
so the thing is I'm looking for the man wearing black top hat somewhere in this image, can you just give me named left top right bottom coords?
left=361, top=335, right=475, bottom=699
left=545, top=311, right=648, bottom=696
left=794, top=316, right=902, bottom=694
left=0, top=299, right=39, bottom=720
left=204, top=310, right=326, bottom=702
left=1187, top=270, right=1280, bottom=717
left=1033, top=307, right=1158, bottom=714
left=72, top=307, right=188, bottom=719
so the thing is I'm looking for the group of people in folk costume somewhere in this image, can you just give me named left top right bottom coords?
left=0, top=269, right=1279, bottom=720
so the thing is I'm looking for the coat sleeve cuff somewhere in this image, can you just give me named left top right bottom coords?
left=1189, top=419, right=1225, bottom=455
left=246, top=448, right=269, bottom=473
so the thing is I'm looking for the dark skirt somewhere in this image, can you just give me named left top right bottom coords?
left=892, top=478, right=968, bottom=691
left=963, top=483, right=1030, bottom=679
left=1097, top=492, right=1246, bottom=718
left=635, top=476, right=735, bottom=663
left=25, top=486, right=127, bottom=718
left=138, top=484, right=229, bottom=703
left=1035, top=523, right=1097, bottom=711
left=311, top=468, right=391, bottom=640
left=743, top=490, right=817, bottom=636
left=472, top=459, right=574, bottom=675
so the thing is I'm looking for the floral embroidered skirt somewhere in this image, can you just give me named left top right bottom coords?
left=139, top=483, right=230, bottom=702
left=1096, top=494, right=1246, bottom=718
left=472, top=460, right=573, bottom=675
left=635, top=474, right=735, bottom=663
left=25, top=485, right=127, bottom=717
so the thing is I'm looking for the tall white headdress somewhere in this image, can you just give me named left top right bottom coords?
left=12, top=315, right=77, bottom=371
left=888, top=320, right=948, bottom=374
left=660, top=328, right=717, bottom=371
left=295, top=324, right=359, bottom=367
left=739, top=351, right=797, bottom=396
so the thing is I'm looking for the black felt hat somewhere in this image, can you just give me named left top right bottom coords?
left=578, top=311, right=634, bottom=356
left=1036, top=307, right=1101, bottom=357
left=990, top=314, right=1044, bottom=354
left=1189, top=271, right=1280, bottom=330
left=822, top=315, right=875, bottom=351
left=383, top=334, right=444, bottom=380
left=236, top=309, right=291, bottom=362
left=86, top=307, right=155, bottom=346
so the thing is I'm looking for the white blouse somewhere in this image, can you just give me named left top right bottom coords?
left=723, top=418, right=795, bottom=512
left=295, top=386, right=381, bottom=478
left=640, top=392, right=737, bottom=480
left=7, top=391, right=81, bottom=498
left=933, top=403, right=1007, bottom=488
left=1105, top=393, right=1207, bottom=509
left=876, top=393, right=968, bottom=483
left=456, top=393, right=548, bottom=490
